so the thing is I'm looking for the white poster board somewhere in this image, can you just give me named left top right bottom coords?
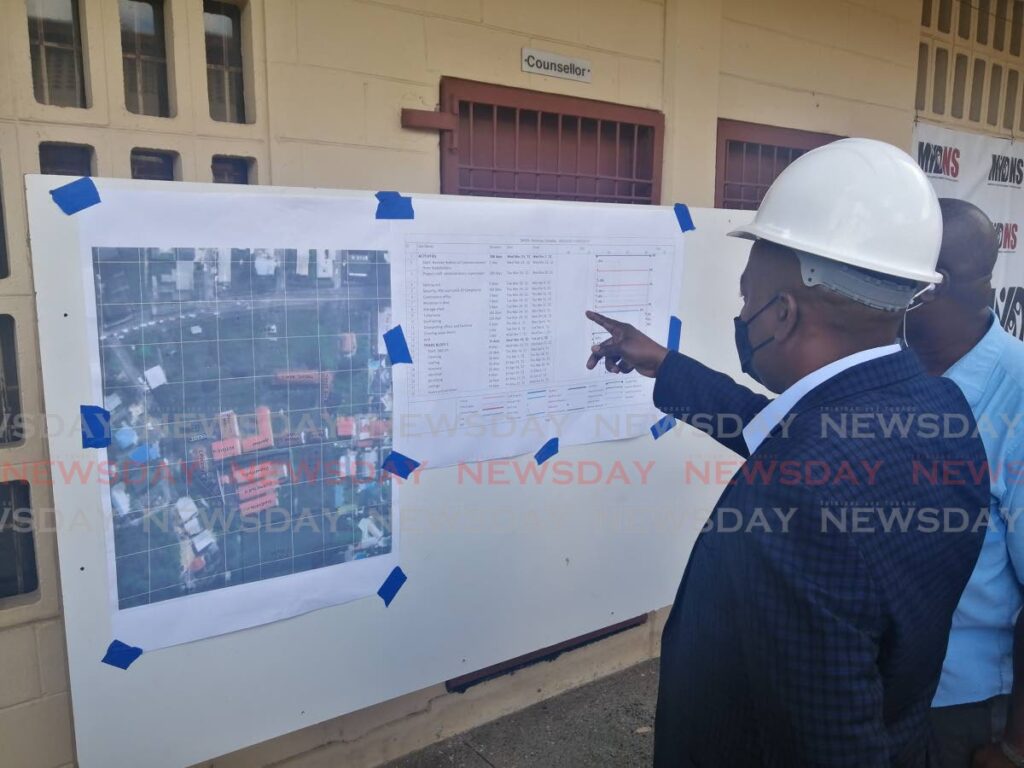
left=913, top=122, right=1024, bottom=339
left=27, top=176, right=750, bottom=768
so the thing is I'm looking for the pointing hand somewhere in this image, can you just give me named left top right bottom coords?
left=585, top=311, right=669, bottom=378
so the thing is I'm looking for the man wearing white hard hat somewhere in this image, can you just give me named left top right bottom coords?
left=586, top=139, right=989, bottom=767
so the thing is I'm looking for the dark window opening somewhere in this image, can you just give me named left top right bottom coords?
left=204, top=1, right=245, bottom=123
left=952, top=53, right=970, bottom=118
left=1005, top=69, right=1020, bottom=129
left=0, top=173, right=9, bottom=279
left=959, top=0, right=973, bottom=37
left=989, top=64, right=1005, bottom=124
left=715, top=120, right=841, bottom=210
left=938, top=0, right=954, bottom=32
left=119, top=0, right=170, bottom=117
left=27, top=0, right=87, bottom=108
left=212, top=155, right=252, bottom=184
left=1012, top=0, right=1024, bottom=56
left=0, top=317, right=23, bottom=446
left=971, top=58, right=988, bottom=122
left=0, top=482, right=36, bottom=600
left=996, top=0, right=1010, bottom=51
left=978, top=0, right=992, bottom=44
left=916, top=43, right=930, bottom=110
left=933, top=46, right=950, bottom=114
left=130, top=148, right=177, bottom=180
left=39, top=142, right=93, bottom=176
left=439, top=78, right=664, bottom=204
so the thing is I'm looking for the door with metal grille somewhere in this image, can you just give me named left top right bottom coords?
left=433, top=78, right=664, bottom=204
left=715, top=119, right=841, bottom=209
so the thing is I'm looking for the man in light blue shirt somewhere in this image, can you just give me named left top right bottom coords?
left=905, top=199, right=1024, bottom=768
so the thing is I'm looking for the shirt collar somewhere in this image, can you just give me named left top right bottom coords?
left=742, top=344, right=902, bottom=454
left=942, top=310, right=1002, bottom=406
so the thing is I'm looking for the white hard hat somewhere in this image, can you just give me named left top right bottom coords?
left=728, top=138, right=943, bottom=284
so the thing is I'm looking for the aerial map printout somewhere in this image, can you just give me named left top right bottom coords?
left=93, top=246, right=394, bottom=621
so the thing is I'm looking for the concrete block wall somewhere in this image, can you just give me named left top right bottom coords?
left=0, top=1, right=923, bottom=766
left=0, top=1, right=271, bottom=764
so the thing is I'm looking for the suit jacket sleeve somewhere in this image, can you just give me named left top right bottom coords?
left=652, top=350, right=771, bottom=458
left=737, top=489, right=889, bottom=766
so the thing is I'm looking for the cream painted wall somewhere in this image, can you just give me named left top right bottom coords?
left=263, top=0, right=667, bottom=192
left=0, top=1, right=922, bottom=766
left=717, top=0, right=922, bottom=148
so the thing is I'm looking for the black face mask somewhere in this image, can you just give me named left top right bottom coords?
left=734, top=295, right=780, bottom=385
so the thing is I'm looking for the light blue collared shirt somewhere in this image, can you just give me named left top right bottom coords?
left=742, top=344, right=902, bottom=454
left=934, top=313, right=1024, bottom=707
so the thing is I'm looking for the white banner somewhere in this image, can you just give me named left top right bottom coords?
left=912, top=122, right=1024, bottom=339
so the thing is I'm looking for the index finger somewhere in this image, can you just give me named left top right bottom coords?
left=585, top=310, right=622, bottom=333
left=586, top=336, right=621, bottom=370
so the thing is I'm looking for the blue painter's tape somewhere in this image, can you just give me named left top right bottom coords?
left=382, top=450, right=421, bottom=479
left=378, top=566, right=407, bottom=607
left=383, top=325, right=413, bottom=365
left=81, top=405, right=111, bottom=448
left=673, top=203, right=695, bottom=233
left=375, top=191, right=414, bottom=220
left=534, top=437, right=559, bottom=465
left=667, top=316, right=682, bottom=352
left=102, top=640, right=143, bottom=670
left=50, top=177, right=101, bottom=215
left=650, top=414, right=677, bottom=439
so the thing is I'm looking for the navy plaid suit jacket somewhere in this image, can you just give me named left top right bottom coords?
left=651, top=349, right=989, bottom=768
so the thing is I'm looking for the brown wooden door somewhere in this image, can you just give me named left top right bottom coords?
left=439, top=77, right=664, bottom=204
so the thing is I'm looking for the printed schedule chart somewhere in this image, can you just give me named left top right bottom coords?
left=396, top=235, right=679, bottom=465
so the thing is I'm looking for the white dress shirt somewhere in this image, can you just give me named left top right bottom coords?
left=742, top=344, right=901, bottom=455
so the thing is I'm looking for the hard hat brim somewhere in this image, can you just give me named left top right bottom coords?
left=726, top=223, right=943, bottom=285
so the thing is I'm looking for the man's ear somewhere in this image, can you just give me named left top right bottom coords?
left=927, top=270, right=951, bottom=300
left=773, top=291, right=799, bottom=343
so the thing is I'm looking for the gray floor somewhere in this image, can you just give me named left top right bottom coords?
left=382, top=658, right=660, bottom=768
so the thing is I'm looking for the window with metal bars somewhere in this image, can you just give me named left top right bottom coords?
left=212, top=154, right=253, bottom=184
left=39, top=141, right=93, bottom=176
left=204, top=1, right=246, bottom=124
left=26, top=0, right=88, bottom=108
left=119, top=0, right=170, bottom=117
left=919, top=0, right=1024, bottom=134
left=715, top=119, right=840, bottom=210
left=0, top=481, right=37, bottom=600
left=131, top=148, right=177, bottom=180
left=439, top=78, right=663, bottom=204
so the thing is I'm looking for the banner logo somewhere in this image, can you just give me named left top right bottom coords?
left=988, top=154, right=1024, bottom=186
left=996, top=222, right=1019, bottom=253
left=917, top=141, right=960, bottom=179
left=994, top=285, right=1024, bottom=340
